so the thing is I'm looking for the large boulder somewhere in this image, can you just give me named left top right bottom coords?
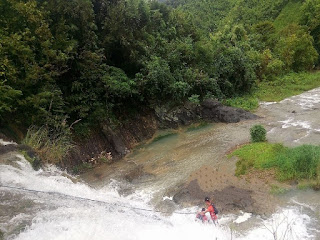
left=201, top=99, right=258, bottom=123
left=155, top=99, right=258, bottom=128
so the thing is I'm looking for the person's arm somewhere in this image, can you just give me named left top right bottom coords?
left=204, top=205, right=213, bottom=214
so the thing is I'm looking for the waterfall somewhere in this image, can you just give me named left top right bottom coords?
left=0, top=152, right=315, bottom=240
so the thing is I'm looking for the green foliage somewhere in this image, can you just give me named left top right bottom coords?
left=137, top=56, right=175, bottom=102
left=275, top=24, right=318, bottom=71
left=250, top=125, right=267, bottom=143
left=102, top=66, right=136, bottom=100
left=266, top=145, right=320, bottom=181
left=273, top=0, right=304, bottom=30
left=1, top=0, right=320, bottom=140
left=230, top=142, right=285, bottom=176
left=210, top=25, right=258, bottom=97
left=0, top=79, right=22, bottom=118
left=188, top=94, right=200, bottom=105
left=0, top=0, right=64, bottom=126
left=223, top=95, right=259, bottom=111
left=301, top=0, right=320, bottom=60
left=256, top=71, right=320, bottom=102
left=23, top=126, right=74, bottom=164
left=231, top=142, right=320, bottom=185
left=72, top=162, right=94, bottom=174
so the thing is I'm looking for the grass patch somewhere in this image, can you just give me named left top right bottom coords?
left=223, top=95, right=259, bottom=111
left=229, top=142, right=286, bottom=176
left=256, top=71, right=320, bottom=102
left=23, top=126, right=74, bottom=164
left=230, top=143, right=320, bottom=186
left=225, top=71, right=320, bottom=111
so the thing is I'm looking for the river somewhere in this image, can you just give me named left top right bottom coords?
left=1, top=88, right=320, bottom=239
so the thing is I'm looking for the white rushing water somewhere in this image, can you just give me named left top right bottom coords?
left=0, top=154, right=316, bottom=240
left=261, top=87, right=320, bottom=146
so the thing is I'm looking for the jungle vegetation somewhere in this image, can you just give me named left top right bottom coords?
left=1, top=0, right=320, bottom=138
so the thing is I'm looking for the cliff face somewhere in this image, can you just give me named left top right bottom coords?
left=62, top=99, right=258, bottom=170
left=63, top=111, right=158, bottom=169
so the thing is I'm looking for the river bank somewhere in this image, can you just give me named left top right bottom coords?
left=81, top=87, right=320, bottom=218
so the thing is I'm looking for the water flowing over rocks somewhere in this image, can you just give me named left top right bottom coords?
left=62, top=100, right=258, bottom=169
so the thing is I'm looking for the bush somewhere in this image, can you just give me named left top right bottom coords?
left=265, top=59, right=286, bottom=80
left=23, top=126, right=74, bottom=164
left=250, top=125, right=267, bottom=142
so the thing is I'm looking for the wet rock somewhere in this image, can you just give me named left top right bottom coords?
left=172, top=180, right=213, bottom=207
left=104, top=130, right=127, bottom=156
left=213, top=186, right=254, bottom=213
left=155, top=199, right=178, bottom=216
left=0, top=144, right=33, bottom=156
left=172, top=181, right=255, bottom=214
left=0, top=132, right=16, bottom=142
left=201, top=99, right=258, bottom=123
left=124, top=165, right=144, bottom=183
left=155, top=104, right=200, bottom=129
left=0, top=144, right=19, bottom=155
left=64, top=111, right=158, bottom=169
left=156, top=99, right=258, bottom=129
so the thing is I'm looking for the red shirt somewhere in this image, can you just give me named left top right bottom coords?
left=207, top=205, right=218, bottom=220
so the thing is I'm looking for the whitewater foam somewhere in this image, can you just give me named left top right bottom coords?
left=0, top=155, right=316, bottom=240
left=0, top=139, right=17, bottom=146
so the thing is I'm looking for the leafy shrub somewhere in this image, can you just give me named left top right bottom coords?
left=188, top=94, right=200, bottom=105
left=275, top=24, right=318, bottom=71
left=250, top=125, right=267, bottom=142
left=265, top=59, right=286, bottom=80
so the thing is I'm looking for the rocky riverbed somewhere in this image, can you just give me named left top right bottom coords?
left=81, top=88, right=320, bottom=217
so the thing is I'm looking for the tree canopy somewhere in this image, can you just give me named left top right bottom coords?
left=0, top=0, right=319, bottom=135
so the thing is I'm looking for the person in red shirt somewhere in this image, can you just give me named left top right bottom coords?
left=196, top=208, right=209, bottom=223
left=203, top=197, right=218, bottom=225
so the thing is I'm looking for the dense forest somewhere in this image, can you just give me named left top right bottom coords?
left=1, top=0, right=320, bottom=138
